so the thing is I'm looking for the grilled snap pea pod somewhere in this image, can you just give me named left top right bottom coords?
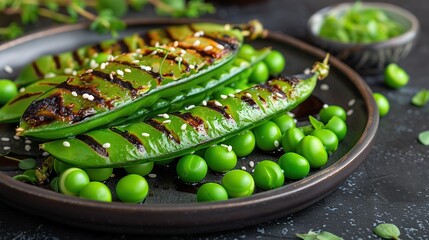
left=42, top=56, right=329, bottom=168
left=109, top=47, right=271, bottom=126
left=0, top=48, right=269, bottom=124
left=18, top=24, right=264, bottom=139
left=15, top=21, right=264, bottom=87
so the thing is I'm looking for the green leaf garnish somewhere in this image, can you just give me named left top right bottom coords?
left=373, top=223, right=400, bottom=239
left=296, top=230, right=343, bottom=240
left=18, top=158, right=37, bottom=170
left=411, top=89, right=429, bottom=107
left=13, top=170, right=37, bottom=183
left=418, top=130, right=429, bottom=146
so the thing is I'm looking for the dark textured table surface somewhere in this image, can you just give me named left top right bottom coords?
left=0, top=0, right=428, bottom=239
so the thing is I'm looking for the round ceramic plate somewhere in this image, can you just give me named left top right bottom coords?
left=0, top=19, right=378, bottom=234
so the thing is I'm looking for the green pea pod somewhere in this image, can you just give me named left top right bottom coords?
left=41, top=56, right=329, bottom=168
left=18, top=23, right=265, bottom=139
left=0, top=47, right=269, bottom=124
left=15, top=21, right=264, bottom=87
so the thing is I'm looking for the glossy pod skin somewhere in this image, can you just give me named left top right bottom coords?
left=0, top=48, right=269, bottom=124
left=42, top=57, right=329, bottom=168
left=18, top=22, right=265, bottom=139
left=15, top=21, right=264, bottom=87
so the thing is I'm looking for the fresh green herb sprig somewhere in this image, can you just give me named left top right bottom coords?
left=373, top=223, right=401, bottom=239
left=0, top=0, right=215, bottom=40
left=296, top=230, right=343, bottom=240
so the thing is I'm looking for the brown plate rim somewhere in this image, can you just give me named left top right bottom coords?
left=0, top=18, right=379, bottom=235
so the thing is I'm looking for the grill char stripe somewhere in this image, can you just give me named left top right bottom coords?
left=205, top=101, right=231, bottom=119
left=32, top=62, right=44, bottom=79
left=109, top=128, right=146, bottom=153
left=146, top=119, right=180, bottom=144
left=53, top=55, right=61, bottom=69
left=117, top=39, right=130, bottom=53
left=76, top=134, right=109, bottom=157
left=172, top=112, right=205, bottom=133
left=72, top=50, right=83, bottom=65
left=91, top=70, right=138, bottom=96
left=9, top=92, right=43, bottom=105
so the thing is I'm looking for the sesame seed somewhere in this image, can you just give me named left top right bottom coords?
left=42, top=151, right=50, bottom=157
left=4, top=65, right=13, bottom=73
left=189, top=65, right=195, bottom=69
left=109, top=73, right=114, bottom=80
left=220, top=94, right=228, bottom=99
left=151, top=50, right=158, bottom=55
left=241, top=166, right=247, bottom=171
left=116, top=69, right=124, bottom=76
left=140, top=65, right=152, bottom=71
left=348, top=99, right=356, bottom=106
left=175, top=56, right=182, bottom=62
left=123, top=68, right=131, bottom=73
left=25, top=139, right=32, bottom=144
left=287, top=112, right=295, bottom=117
left=221, top=144, right=229, bottom=148
left=3, top=146, right=11, bottom=151
left=108, top=55, right=115, bottom=61
left=85, top=69, right=93, bottom=73
left=87, top=95, right=95, bottom=101
left=320, top=84, right=330, bottom=91
left=193, top=40, right=201, bottom=47
left=19, top=87, right=25, bottom=93
left=194, top=31, right=204, bottom=37
left=245, top=92, right=252, bottom=98
left=185, top=105, right=195, bottom=110
left=82, top=93, right=89, bottom=99
left=249, top=161, right=255, bottom=168
left=303, top=68, right=311, bottom=75
left=152, top=65, right=160, bottom=73
left=148, top=173, right=157, bottom=178
left=214, top=101, right=222, bottom=107
left=323, top=104, right=329, bottom=109
left=173, top=41, right=179, bottom=47
left=71, top=91, right=78, bottom=97
left=163, top=120, right=171, bottom=124
left=13, top=135, right=20, bottom=140
left=132, top=60, right=140, bottom=63
left=347, top=109, right=354, bottom=116
left=227, top=145, right=233, bottom=152
left=169, top=47, right=176, bottom=52
left=1, top=137, right=10, bottom=142
left=275, top=92, right=283, bottom=98
left=64, top=68, right=73, bottom=74
left=204, top=46, right=213, bottom=51
left=274, top=140, right=280, bottom=148
left=224, top=24, right=231, bottom=31
left=158, top=113, right=169, bottom=119
left=72, top=71, right=77, bottom=76
left=228, top=94, right=235, bottom=98
left=102, top=143, right=111, bottom=148
left=216, top=44, right=225, bottom=50
left=90, top=59, right=98, bottom=69
left=63, top=141, right=71, bottom=147
left=142, top=132, right=150, bottom=137
left=202, top=100, right=207, bottom=106
left=181, top=124, right=187, bottom=130
left=155, top=42, right=160, bottom=47
left=45, top=72, right=56, bottom=78
left=25, top=145, right=31, bottom=151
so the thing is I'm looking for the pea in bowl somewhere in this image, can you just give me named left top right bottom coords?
left=307, top=2, right=419, bottom=75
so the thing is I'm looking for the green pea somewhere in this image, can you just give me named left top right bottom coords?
left=282, top=127, right=305, bottom=153
left=79, top=181, right=112, bottom=202
left=124, top=162, right=154, bottom=176
left=176, top=155, right=208, bottom=183
left=196, top=182, right=228, bottom=202
left=296, top=136, right=328, bottom=169
left=116, top=174, right=149, bottom=203
left=272, top=114, right=296, bottom=134
left=84, top=168, right=113, bottom=181
left=254, top=121, right=282, bottom=151
left=311, top=128, right=339, bottom=154
left=221, top=170, right=254, bottom=198
left=252, top=160, right=284, bottom=190
left=0, top=79, right=18, bottom=105
left=325, top=116, right=348, bottom=141
left=263, top=50, right=286, bottom=75
left=238, top=44, right=256, bottom=60
left=59, top=167, right=90, bottom=196
left=319, top=105, right=347, bottom=124
left=222, top=130, right=255, bottom=157
left=373, top=92, right=390, bottom=117
left=204, top=145, right=237, bottom=173
left=278, top=152, right=310, bottom=180
left=249, top=62, right=269, bottom=84
left=384, top=63, right=409, bottom=89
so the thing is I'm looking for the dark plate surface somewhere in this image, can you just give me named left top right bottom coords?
left=0, top=19, right=378, bottom=234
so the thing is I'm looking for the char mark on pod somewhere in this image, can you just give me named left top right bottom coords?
left=91, top=70, right=138, bottom=97
left=9, top=92, right=43, bottom=105
left=281, top=74, right=307, bottom=84
left=76, top=134, right=109, bottom=157
left=22, top=93, right=70, bottom=127
left=53, top=55, right=61, bottom=69
left=172, top=112, right=205, bottom=133
left=259, top=83, right=286, bottom=99
left=55, top=80, right=105, bottom=105
left=240, top=95, right=259, bottom=108
left=72, top=50, right=83, bottom=65
left=145, top=119, right=180, bottom=144
left=109, top=128, right=146, bottom=153
left=31, top=62, right=45, bottom=79
left=117, top=39, right=130, bottom=53
left=205, top=101, right=232, bottom=119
